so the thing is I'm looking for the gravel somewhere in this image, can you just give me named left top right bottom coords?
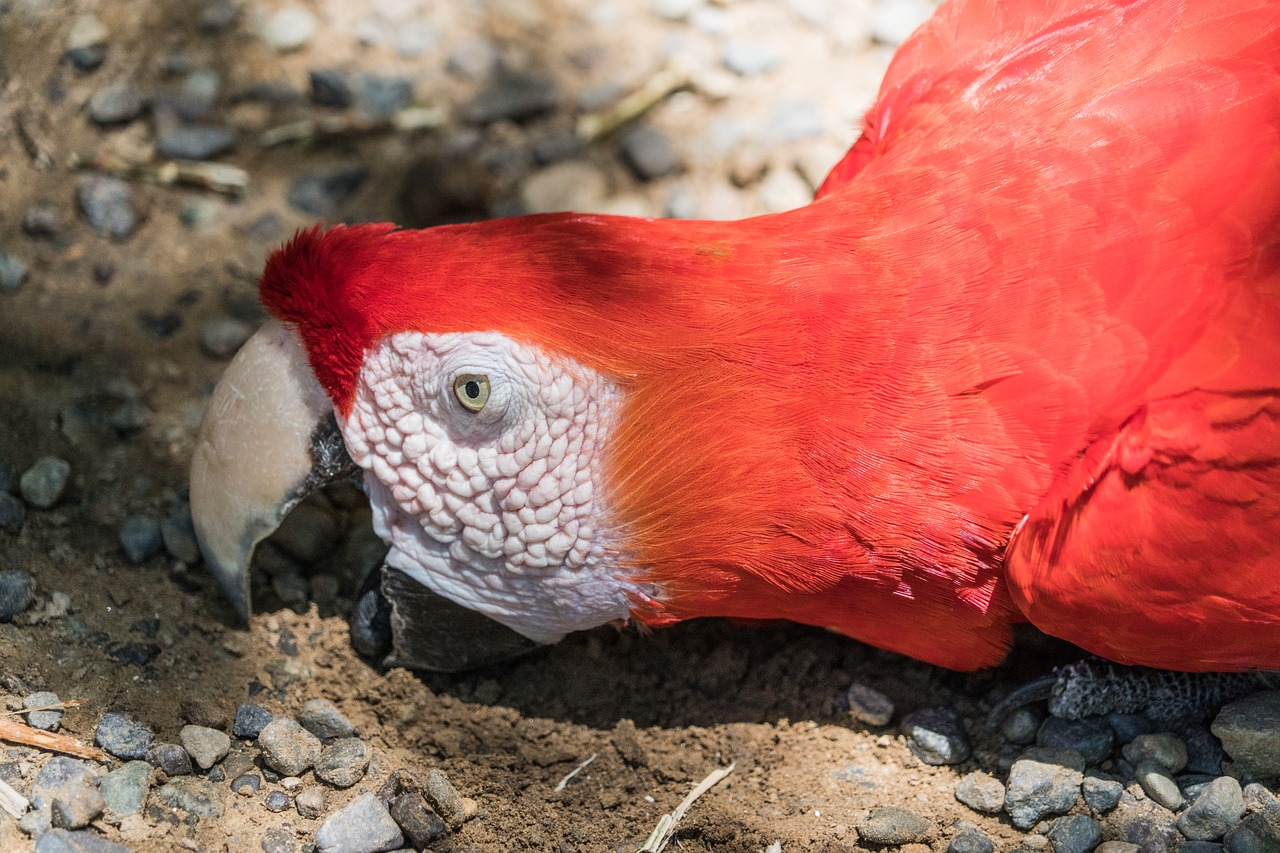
left=1135, top=760, right=1183, bottom=810
left=722, top=41, right=781, bottom=76
left=35, top=829, right=130, bottom=853
left=234, top=703, right=274, bottom=739
left=900, top=705, right=971, bottom=765
left=145, top=742, right=193, bottom=776
left=1046, top=814, right=1103, bottom=853
left=155, top=125, right=236, bottom=160
left=95, top=712, right=155, bottom=760
left=259, top=717, right=322, bottom=776
left=119, top=515, right=163, bottom=563
left=0, top=570, right=36, bottom=621
left=309, top=69, right=354, bottom=108
left=389, top=792, right=446, bottom=848
left=199, top=316, right=254, bottom=359
left=1179, top=776, right=1246, bottom=841
left=954, top=771, right=1005, bottom=814
left=1122, top=732, right=1188, bottom=773
left=858, top=806, right=930, bottom=844
left=296, top=786, right=326, bottom=819
left=99, top=761, right=151, bottom=819
left=300, top=698, right=357, bottom=740
left=86, top=84, right=144, bottom=125
left=621, top=125, right=681, bottom=180
left=1212, top=690, right=1280, bottom=778
left=20, top=456, right=71, bottom=508
left=76, top=177, right=137, bottom=241
left=22, top=203, right=63, bottom=238
left=315, top=792, right=404, bottom=853
left=286, top=166, right=369, bottom=216
left=0, top=492, right=25, bottom=530
left=1038, top=716, right=1115, bottom=766
left=1082, top=771, right=1124, bottom=812
left=24, top=690, right=64, bottom=731
left=156, top=776, right=224, bottom=819
left=424, top=768, right=466, bottom=829
left=464, top=69, right=560, bottom=123
left=257, top=4, right=317, bottom=51
left=180, top=724, right=231, bottom=770
left=1004, top=747, right=1084, bottom=830
left=0, top=253, right=31, bottom=291
left=314, top=738, right=371, bottom=788
left=844, top=681, right=895, bottom=726
left=264, top=790, right=292, bottom=812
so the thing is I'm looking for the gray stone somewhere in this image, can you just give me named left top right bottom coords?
left=0, top=493, right=25, bottom=530
left=0, top=570, right=36, bottom=621
left=287, top=167, right=369, bottom=217
left=30, top=757, right=98, bottom=812
left=1179, top=843, right=1226, bottom=853
left=161, top=512, right=201, bottom=564
left=1004, top=747, right=1084, bottom=830
left=156, top=126, right=235, bottom=160
left=1122, top=732, right=1188, bottom=773
left=234, top=703, right=274, bottom=739
left=947, top=826, right=994, bottom=853
left=769, top=99, right=826, bottom=141
left=76, top=176, right=137, bottom=241
left=1225, top=814, right=1280, bottom=853
left=900, top=706, right=971, bottom=765
left=757, top=167, right=812, bottom=213
left=1038, top=716, right=1114, bottom=766
left=264, top=790, right=291, bottom=812
left=87, top=84, right=143, bottom=125
left=146, top=742, right=192, bottom=776
left=198, top=0, right=237, bottom=31
left=423, top=768, right=465, bottom=829
left=621, top=126, right=680, bottom=180
left=65, top=12, right=106, bottom=50
left=1184, top=724, right=1229, bottom=775
left=1135, top=760, right=1183, bottom=810
left=309, top=69, right=353, bottom=108
left=200, top=316, right=254, bottom=359
left=357, top=74, right=412, bottom=119
left=100, top=760, right=150, bottom=818
left=315, top=792, right=404, bottom=853
left=21, top=456, right=71, bottom=508
left=954, top=771, right=1004, bottom=814
left=1179, top=776, right=1246, bottom=841
left=858, top=806, right=930, bottom=845
left=844, top=682, right=894, bottom=727
left=231, top=773, right=261, bottom=796
left=446, top=38, right=498, bottom=81
left=464, top=70, right=559, bottom=123
left=1106, top=713, right=1157, bottom=744
left=519, top=161, right=609, bottom=214
left=22, top=203, right=63, bottom=239
left=1243, top=782, right=1280, bottom=826
left=1213, top=690, right=1280, bottom=778
left=721, top=41, right=780, bottom=76
left=35, top=829, right=130, bottom=853
left=24, top=691, right=63, bottom=731
left=49, top=776, right=105, bottom=829
left=258, top=4, right=316, bottom=51
left=0, top=253, right=28, bottom=291
left=314, top=738, right=371, bottom=788
left=1046, top=815, right=1102, bottom=853
left=119, top=515, right=163, bottom=563
left=157, top=776, right=223, bottom=819
left=1082, top=771, right=1123, bottom=812
left=180, top=724, right=230, bottom=770
left=389, top=792, right=444, bottom=848
left=95, top=712, right=154, bottom=760
left=295, top=785, right=325, bottom=818
left=259, top=717, right=322, bottom=776
left=300, top=698, right=356, bottom=740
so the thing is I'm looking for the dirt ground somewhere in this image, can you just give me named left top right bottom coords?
left=0, top=1, right=1115, bottom=851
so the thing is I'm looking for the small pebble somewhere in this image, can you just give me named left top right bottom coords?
left=22, top=204, right=62, bottom=239
left=179, top=724, right=230, bottom=770
left=264, top=790, right=292, bottom=812
left=0, top=570, right=36, bottom=621
left=0, top=254, right=28, bottom=291
left=258, top=717, right=322, bottom=776
left=0, top=493, right=24, bottom=531
left=357, top=73, right=412, bottom=119
left=1183, top=724, right=1229, bottom=775
left=24, top=691, right=63, bottom=731
left=50, top=776, right=106, bottom=830
left=295, top=786, right=326, bottom=819
left=389, top=792, right=445, bottom=848
left=621, top=125, right=680, bottom=180
left=464, top=69, right=559, bottom=123
left=1179, top=776, right=1245, bottom=841
left=947, top=825, right=994, bottom=853
left=845, top=682, right=894, bottom=727
left=199, top=0, right=237, bottom=31
left=309, top=69, right=354, bottom=108
left=300, top=698, right=356, bottom=740
left=1212, top=690, right=1280, bottom=778
left=900, top=706, right=971, bottom=765
left=155, top=126, right=235, bottom=160
left=519, top=161, right=609, bottom=214
left=1135, top=760, right=1184, bottom=810
left=87, top=83, right=143, bottom=125
left=1082, top=771, right=1123, bottom=813
left=1095, top=844, right=1140, bottom=853
left=76, top=176, right=137, bottom=241
left=315, top=792, right=404, bottom=853
left=446, top=38, right=498, bottom=81
left=424, top=768, right=466, bottom=829
left=1000, top=706, right=1044, bottom=746
left=261, top=827, right=299, bottom=853
left=1107, top=713, right=1157, bottom=744
left=95, top=712, right=155, bottom=760
left=653, top=0, right=700, bottom=20
left=757, top=167, right=812, bottom=213
left=100, top=760, right=151, bottom=818
left=20, top=456, right=71, bottom=508
left=146, top=742, right=193, bottom=776
left=199, top=316, right=253, bottom=359
left=314, top=738, right=371, bottom=788
left=30, top=757, right=98, bottom=813
left=1004, top=747, right=1084, bottom=830
left=721, top=41, right=780, bottom=76
left=234, top=703, right=274, bottom=739
left=1045, top=815, right=1102, bottom=853
left=1038, top=716, right=1115, bottom=766
left=119, top=515, right=163, bottom=563
left=287, top=166, right=369, bottom=217
left=769, top=99, right=826, bottom=141
left=65, top=12, right=107, bottom=51
left=1123, top=732, right=1188, bottom=773
left=161, top=512, right=201, bottom=564
left=156, top=776, right=223, bottom=819
left=859, top=806, right=930, bottom=845
left=954, top=771, right=1004, bottom=814
left=36, top=830, right=130, bottom=853
left=231, top=773, right=261, bottom=796
left=258, top=4, right=316, bottom=51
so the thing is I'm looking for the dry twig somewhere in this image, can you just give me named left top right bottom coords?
left=68, top=151, right=249, bottom=196
left=576, top=58, right=733, bottom=144
left=0, top=701, right=109, bottom=763
left=554, top=753, right=598, bottom=792
left=638, top=762, right=736, bottom=852
left=259, top=105, right=446, bottom=148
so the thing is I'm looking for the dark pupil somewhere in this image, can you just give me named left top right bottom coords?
left=464, top=380, right=481, bottom=399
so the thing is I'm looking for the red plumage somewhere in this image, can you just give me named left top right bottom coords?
left=261, top=0, right=1280, bottom=671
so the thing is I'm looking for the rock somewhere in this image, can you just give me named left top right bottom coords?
left=870, top=0, right=933, bottom=46
left=1184, top=724, right=1229, bottom=775
left=295, top=785, right=325, bottom=819
left=315, top=792, right=404, bottom=853
left=769, top=99, right=826, bottom=141
left=519, top=161, right=609, bottom=214
left=621, top=125, right=680, bottom=180
left=464, top=69, right=559, bottom=123
left=1038, top=716, right=1115, bottom=766
left=721, top=41, right=780, bottom=76
left=845, top=682, right=894, bottom=727
left=199, top=0, right=237, bottom=31
left=1122, top=732, right=1188, bottom=774
left=64, top=13, right=107, bottom=69
left=947, top=824, right=995, bottom=853
left=264, top=790, right=291, bottom=812
left=758, top=167, right=812, bottom=213
left=423, top=768, right=466, bottom=829
left=300, top=699, right=356, bottom=740
left=1004, top=747, right=1084, bottom=830
left=1046, top=815, right=1102, bottom=853
left=900, top=706, right=971, bottom=765
left=156, top=776, right=223, bottom=819
left=30, top=757, right=98, bottom=812
left=145, top=743, right=192, bottom=776
left=24, top=691, right=64, bottom=731
left=231, top=773, right=261, bottom=796
left=35, top=829, right=130, bottom=853
left=309, top=69, right=354, bottom=108
left=859, top=806, right=930, bottom=845
left=49, top=774, right=105, bottom=829
left=954, top=771, right=1004, bottom=814
left=1179, top=776, right=1246, bottom=841
left=446, top=37, right=498, bottom=81
left=261, top=826, right=298, bottom=853
left=155, top=126, right=235, bottom=160
left=389, top=792, right=445, bottom=848
left=1082, top=771, right=1123, bottom=813
left=258, top=717, right=322, bottom=776
left=100, top=760, right=150, bottom=818
left=1094, top=844, right=1139, bottom=853
left=234, top=703, right=274, bottom=739
left=1134, top=761, right=1183, bottom=810
left=1225, top=812, right=1280, bottom=852
left=87, top=84, right=143, bottom=124
left=179, top=725, right=230, bottom=770
left=199, top=316, right=253, bottom=359
left=1243, top=782, right=1280, bottom=826
left=119, top=515, right=163, bottom=563
left=0, top=253, right=29, bottom=291
left=22, top=203, right=63, bottom=239
left=95, top=712, right=154, bottom=760
left=1213, top=690, right=1280, bottom=778
left=258, top=5, right=317, bottom=51
left=0, top=570, right=36, bottom=621
left=76, top=176, right=137, bottom=240
left=0, top=493, right=25, bottom=530
left=287, top=166, right=369, bottom=217
left=357, top=74, right=412, bottom=119
left=161, top=512, right=200, bottom=564
left=21, top=456, right=71, bottom=508
left=314, top=738, right=371, bottom=788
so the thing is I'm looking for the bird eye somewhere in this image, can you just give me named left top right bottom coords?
left=453, top=373, right=490, bottom=412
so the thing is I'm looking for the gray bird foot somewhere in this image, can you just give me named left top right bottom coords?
left=987, top=660, right=1278, bottom=729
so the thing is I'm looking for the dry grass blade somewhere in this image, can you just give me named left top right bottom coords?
left=0, top=717, right=109, bottom=763
left=68, top=151, right=249, bottom=196
left=554, top=753, right=598, bottom=792
left=638, top=762, right=735, bottom=852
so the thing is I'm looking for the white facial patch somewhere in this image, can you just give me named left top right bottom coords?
left=341, top=330, right=639, bottom=643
